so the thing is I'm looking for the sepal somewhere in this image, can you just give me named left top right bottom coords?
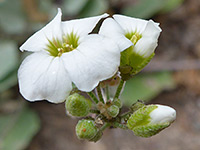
left=132, top=122, right=170, bottom=137
left=119, top=53, right=155, bottom=80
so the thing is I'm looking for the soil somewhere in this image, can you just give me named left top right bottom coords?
left=27, top=0, right=200, bottom=149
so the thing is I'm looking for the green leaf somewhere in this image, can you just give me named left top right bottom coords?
left=0, top=70, right=18, bottom=93
left=121, top=72, right=176, bottom=106
left=0, top=107, right=40, bottom=150
left=79, top=0, right=109, bottom=17
left=161, top=0, right=184, bottom=13
left=0, top=0, right=26, bottom=34
left=0, top=40, right=19, bottom=80
left=0, top=40, right=19, bottom=93
left=62, top=0, right=89, bottom=16
left=122, top=0, right=165, bottom=19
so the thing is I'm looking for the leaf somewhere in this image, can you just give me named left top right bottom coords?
left=79, top=0, right=109, bottom=17
left=0, top=0, right=26, bottom=34
left=0, top=40, right=19, bottom=80
left=0, top=70, right=18, bottom=93
left=0, top=40, right=19, bottom=93
left=62, top=0, right=89, bottom=16
left=122, top=0, right=165, bottom=19
left=121, top=72, right=176, bottom=107
left=0, top=106, right=40, bottom=150
left=161, top=0, right=184, bottom=13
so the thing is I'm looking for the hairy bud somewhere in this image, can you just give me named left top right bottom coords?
left=65, top=93, right=90, bottom=117
left=127, top=104, right=176, bottom=137
left=76, top=119, right=99, bottom=141
left=107, top=105, right=120, bottom=117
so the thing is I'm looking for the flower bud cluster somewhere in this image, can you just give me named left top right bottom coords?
left=97, top=98, right=122, bottom=119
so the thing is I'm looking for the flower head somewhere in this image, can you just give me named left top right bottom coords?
left=18, top=9, right=126, bottom=103
left=99, top=15, right=162, bottom=79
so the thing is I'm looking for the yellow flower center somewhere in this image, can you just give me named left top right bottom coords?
left=125, top=31, right=142, bottom=45
left=46, top=32, right=79, bottom=57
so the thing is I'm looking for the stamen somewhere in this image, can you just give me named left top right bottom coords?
left=125, top=32, right=142, bottom=45
left=46, top=33, right=79, bottom=57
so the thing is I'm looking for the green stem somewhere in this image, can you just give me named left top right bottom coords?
left=114, top=79, right=125, bottom=99
left=113, top=122, right=128, bottom=130
left=97, top=86, right=104, bottom=103
left=89, top=109, right=100, bottom=114
left=100, top=122, right=110, bottom=131
left=106, top=85, right=110, bottom=101
left=87, top=92, right=98, bottom=104
left=120, top=111, right=132, bottom=120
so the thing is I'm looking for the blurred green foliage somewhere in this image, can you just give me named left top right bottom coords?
left=0, top=0, right=183, bottom=149
left=121, top=72, right=176, bottom=106
left=0, top=41, right=19, bottom=93
left=0, top=106, right=40, bottom=150
left=62, top=0, right=109, bottom=17
left=0, top=0, right=26, bottom=34
left=122, top=0, right=184, bottom=18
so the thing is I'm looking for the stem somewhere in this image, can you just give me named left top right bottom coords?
left=97, top=86, right=104, bottom=103
left=89, top=109, right=100, bottom=114
left=120, top=111, right=132, bottom=120
left=106, top=85, right=110, bottom=101
left=113, top=122, right=128, bottom=130
left=100, top=122, right=110, bottom=131
left=87, top=92, right=99, bottom=104
left=114, top=79, right=125, bottom=99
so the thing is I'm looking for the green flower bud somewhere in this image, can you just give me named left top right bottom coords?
left=113, top=98, right=122, bottom=108
left=107, top=105, right=119, bottom=118
left=65, top=93, right=90, bottom=117
left=127, top=104, right=176, bottom=137
left=130, top=100, right=145, bottom=112
left=89, top=130, right=103, bottom=142
left=76, top=119, right=99, bottom=141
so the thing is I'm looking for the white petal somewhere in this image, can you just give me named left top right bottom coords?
left=113, top=14, right=148, bottom=34
left=20, top=8, right=63, bottom=52
left=142, top=20, right=162, bottom=39
left=99, top=18, right=133, bottom=52
left=18, top=52, right=72, bottom=103
left=61, top=13, right=108, bottom=40
left=150, top=105, right=176, bottom=124
left=61, top=34, right=120, bottom=92
left=134, top=37, right=158, bottom=58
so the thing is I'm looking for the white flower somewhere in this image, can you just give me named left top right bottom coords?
left=150, top=104, right=176, bottom=124
left=18, top=9, right=126, bottom=103
left=99, top=14, right=162, bottom=58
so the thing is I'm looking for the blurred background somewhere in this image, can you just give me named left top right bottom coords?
left=0, top=0, right=200, bottom=149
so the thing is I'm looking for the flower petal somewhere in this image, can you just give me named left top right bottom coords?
left=150, top=105, right=176, bottom=124
left=18, top=52, right=72, bottom=103
left=113, top=14, right=148, bottom=34
left=20, top=8, right=63, bottom=52
left=61, top=13, right=109, bottom=40
left=99, top=18, right=133, bottom=51
left=134, top=37, right=158, bottom=58
left=142, top=20, right=162, bottom=39
left=61, top=34, right=120, bottom=92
